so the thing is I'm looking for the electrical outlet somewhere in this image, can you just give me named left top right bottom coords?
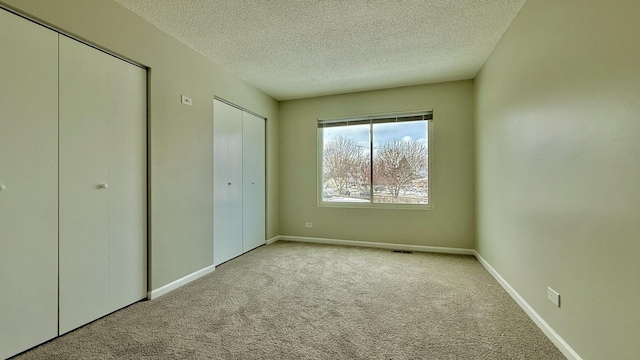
left=547, top=287, right=560, bottom=307
left=304, top=222, right=313, bottom=228
left=181, top=95, right=192, bottom=106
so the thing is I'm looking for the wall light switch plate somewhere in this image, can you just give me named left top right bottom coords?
left=181, top=95, right=192, bottom=106
left=547, top=287, right=560, bottom=307
left=305, top=222, right=313, bottom=228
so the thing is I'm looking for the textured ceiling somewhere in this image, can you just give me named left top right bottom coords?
left=113, top=0, right=526, bottom=100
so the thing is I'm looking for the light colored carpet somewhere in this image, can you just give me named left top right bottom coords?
left=14, top=241, right=565, bottom=359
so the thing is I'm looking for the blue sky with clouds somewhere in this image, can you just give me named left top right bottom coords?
left=323, top=121, right=428, bottom=151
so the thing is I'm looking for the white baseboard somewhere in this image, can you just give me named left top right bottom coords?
left=474, top=251, right=582, bottom=360
left=148, top=264, right=216, bottom=300
left=266, top=235, right=280, bottom=245
left=278, top=235, right=475, bottom=255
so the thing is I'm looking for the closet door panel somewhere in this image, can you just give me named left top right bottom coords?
left=59, top=35, right=110, bottom=335
left=213, top=100, right=243, bottom=266
left=0, top=10, right=59, bottom=359
left=242, top=112, right=266, bottom=252
left=107, top=57, right=147, bottom=311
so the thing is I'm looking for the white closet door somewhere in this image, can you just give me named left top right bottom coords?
left=59, top=35, right=110, bottom=334
left=0, top=10, right=59, bottom=359
left=242, top=112, right=266, bottom=252
left=107, top=56, right=147, bottom=311
left=213, top=100, right=243, bottom=265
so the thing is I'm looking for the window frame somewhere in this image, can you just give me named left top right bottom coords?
left=317, top=110, right=434, bottom=210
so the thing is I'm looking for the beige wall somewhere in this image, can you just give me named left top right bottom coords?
left=0, top=0, right=280, bottom=290
left=279, top=81, right=475, bottom=248
left=475, top=0, right=640, bottom=358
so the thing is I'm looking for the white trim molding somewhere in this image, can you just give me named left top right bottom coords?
left=278, top=235, right=475, bottom=255
left=474, top=251, right=582, bottom=360
left=148, top=264, right=216, bottom=300
left=266, top=235, right=281, bottom=245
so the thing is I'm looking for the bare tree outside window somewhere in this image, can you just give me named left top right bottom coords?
left=373, top=138, right=428, bottom=202
left=322, top=136, right=361, bottom=197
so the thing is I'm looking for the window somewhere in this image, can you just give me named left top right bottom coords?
left=318, top=110, right=432, bottom=209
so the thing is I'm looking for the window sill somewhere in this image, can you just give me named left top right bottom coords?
left=317, top=201, right=433, bottom=211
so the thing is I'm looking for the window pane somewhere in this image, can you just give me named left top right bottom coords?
left=322, top=124, right=371, bottom=202
left=372, top=121, right=428, bottom=204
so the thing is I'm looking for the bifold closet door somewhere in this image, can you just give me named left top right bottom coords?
left=107, top=53, right=147, bottom=312
left=0, top=9, right=59, bottom=359
left=242, top=112, right=266, bottom=252
left=213, top=99, right=243, bottom=266
left=59, top=35, right=147, bottom=334
left=59, top=35, right=110, bottom=334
